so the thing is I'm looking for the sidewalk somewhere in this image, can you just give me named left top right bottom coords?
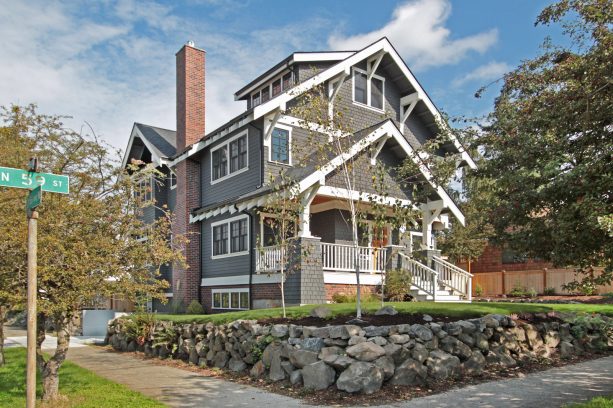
left=4, top=327, right=613, bottom=407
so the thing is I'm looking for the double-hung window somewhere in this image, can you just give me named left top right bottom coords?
left=211, top=132, right=248, bottom=183
left=353, top=67, right=385, bottom=111
left=211, top=215, right=249, bottom=258
left=270, top=127, right=290, bottom=165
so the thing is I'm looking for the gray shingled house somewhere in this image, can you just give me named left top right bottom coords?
left=122, top=37, right=476, bottom=313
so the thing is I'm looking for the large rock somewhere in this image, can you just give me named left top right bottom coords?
left=300, top=337, right=325, bottom=352
left=462, top=351, right=486, bottom=375
left=458, top=320, right=477, bottom=334
left=310, top=306, right=332, bottom=318
left=364, top=326, right=391, bottom=337
left=213, top=351, right=228, bottom=368
left=346, top=342, right=386, bottom=361
left=289, top=349, right=319, bottom=368
left=329, top=325, right=361, bottom=339
left=384, top=343, right=412, bottom=365
left=250, top=360, right=265, bottom=378
left=269, top=353, right=286, bottom=381
left=228, top=357, right=247, bottom=372
left=375, top=306, right=398, bottom=316
left=427, top=350, right=461, bottom=379
left=409, top=324, right=433, bottom=341
left=337, top=362, right=384, bottom=394
left=559, top=341, right=574, bottom=358
left=389, top=334, right=411, bottom=344
left=271, top=324, right=289, bottom=338
left=486, top=347, right=517, bottom=367
left=390, top=358, right=427, bottom=385
left=411, top=343, right=429, bottom=363
left=374, top=356, right=395, bottom=380
left=290, top=369, right=303, bottom=386
left=302, top=361, right=336, bottom=390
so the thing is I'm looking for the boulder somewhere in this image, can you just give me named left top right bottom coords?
left=481, top=315, right=500, bottom=329
left=302, top=361, right=336, bottom=390
left=423, top=314, right=433, bottom=322
left=409, top=324, right=433, bottom=341
left=390, top=358, right=427, bottom=385
left=270, top=324, right=289, bottom=338
left=374, top=356, right=395, bottom=380
left=346, top=342, right=386, bottom=362
left=289, top=324, right=303, bottom=338
left=544, top=330, right=561, bottom=348
left=262, top=342, right=282, bottom=367
left=228, top=357, right=247, bottom=372
left=411, top=343, right=429, bottom=363
left=486, top=347, right=517, bottom=368
left=300, top=337, right=325, bottom=352
left=213, top=351, right=228, bottom=368
left=318, top=346, right=343, bottom=360
left=348, top=335, right=366, bottom=346
left=444, top=322, right=462, bottom=336
left=250, top=360, right=265, bottom=378
left=290, top=369, right=303, bottom=386
left=389, top=334, right=411, bottom=344
left=458, top=320, right=477, bottom=334
left=375, top=306, right=398, bottom=316
left=281, top=360, right=296, bottom=375
left=462, top=351, right=486, bottom=375
left=337, top=362, right=384, bottom=394
left=325, top=355, right=355, bottom=371
left=289, top=349, right=319, bottom=368
left=329, top=325, right=360, bottom=339
left=427, top=350, right=461, bottom=379
left=370, top=336, right=388, bottom=346
left=559, top=341, right=574, bottom=358
left=384, top=343, right=412, bottom=365
left=364, top=325, right=391, bottom=337
left=310, top=306, right=332, bottom=319
left=269, top=353, right=286, bottom=381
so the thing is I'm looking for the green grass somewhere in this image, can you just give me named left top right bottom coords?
left=152, top=301, right=613, bottom=325
left=0, top=347, right=165, bottom=407
left=565, top=396, right=613, bottom=408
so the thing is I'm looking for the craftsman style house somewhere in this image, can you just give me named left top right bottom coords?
left=122, top=38, right=476, bottom=313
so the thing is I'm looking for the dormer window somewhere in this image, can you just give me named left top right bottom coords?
left=272, top=79, right=281, bottom=97
left=261, top=86, right=270, bottom=103
left=250, top=71, right=294, bottom=108
left=352, top=67, right=385, bottom=111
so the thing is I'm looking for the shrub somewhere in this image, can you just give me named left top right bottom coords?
left=124, top=313, right=157, bottom=345
left=543, top=287, right=556, bottom=296
left=474, top=283, right=484, bottom=297
left=384, top=268, right=413, bottom=301
left=331, top=292, right=379, bottom=303
left=509, top=283, right=526, bottom=297
left=526, top=287, right=538, bottom=298
left=331, top=292, right=351, bottom=303
left=186, top=300, right=205, bottom=314
left=602, top=292, right=613, bottom=299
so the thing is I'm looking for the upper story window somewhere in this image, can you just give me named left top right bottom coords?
left=352, top=67, right=385, bottom=111
left=212, top=215, right=249, bottom=258
left=211, top=131, right=248, bottom=183
left=270, top=126, right=291, bottom=165
left=168, top=170, right=177, bottom=190
left=251, top=71, right=294, bottom=108
left=134, top=175, right=153, bottom=202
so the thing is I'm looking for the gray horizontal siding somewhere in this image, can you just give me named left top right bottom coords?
left=201, top=212, right=254, bottom=280
left=201, top=125, right=262, bottom=207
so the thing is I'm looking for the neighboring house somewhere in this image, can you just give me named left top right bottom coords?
left=122, top=37, right=477, bottom=313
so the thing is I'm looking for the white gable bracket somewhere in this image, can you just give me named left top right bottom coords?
left=264, top=107, right=283, bottom=147
left=328, top=67, right=350, bottom=122
left=367, top=51, right=385, bottom=81
left=399, top=92, right=421, bottom=134
left=370, top=134, right=391, bottom=165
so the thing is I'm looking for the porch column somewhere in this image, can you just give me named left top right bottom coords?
left=420, top=200, right=444, bottom=251
left=284, top=236, right=325, bottom=305
left=298, top=185, right=319, bottom=238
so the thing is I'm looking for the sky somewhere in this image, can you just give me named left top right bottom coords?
left=0, top=0, right=565, bottom=151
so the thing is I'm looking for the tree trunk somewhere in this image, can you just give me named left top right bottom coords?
left=280, top=244, right=286, bottom=319
left=0, top=305, right=5, bottom=366
left=37, top=313, right=71, bottom=401
left=352, top=217, right=361, bottom=319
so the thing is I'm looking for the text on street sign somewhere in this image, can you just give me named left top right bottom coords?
left=0, top=166, right=69, bottom=194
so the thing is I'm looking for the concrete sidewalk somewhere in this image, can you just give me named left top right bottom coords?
left=4, top=327, right=613, bottom=407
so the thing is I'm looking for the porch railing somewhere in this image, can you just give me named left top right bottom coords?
left=321, top=243, right=387, bottom=273
left=255, top=245, right=284, bottom=273
left=432, top=256, right=473, bottom=301
left=399, top=253, right=438, bottom=301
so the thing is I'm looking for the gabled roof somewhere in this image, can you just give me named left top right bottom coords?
left=121, top=123, right=177, bottom=168
left=191, top=119, right=464, bottom=225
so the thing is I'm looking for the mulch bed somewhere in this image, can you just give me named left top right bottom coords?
left=257, top=312, right=482, bottom=327
left=100, top=346, right=612, bottom=406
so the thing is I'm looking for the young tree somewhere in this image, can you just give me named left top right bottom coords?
left=0, top=105, right=185, bottom=401
left=476, top=0, right=613, bottom=288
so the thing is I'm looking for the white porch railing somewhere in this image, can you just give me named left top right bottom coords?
left=255, top=245, right=283, bottom=273
left=432, top=256, right=473, bottom=301
left=321, top=243, right=387, bottom=273
left=399, top=253, right=438, bottom=301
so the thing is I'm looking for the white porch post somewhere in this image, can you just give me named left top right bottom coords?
left=420, top=201, right=443, bottom=250
left=299, top=185, right=319, bottom=238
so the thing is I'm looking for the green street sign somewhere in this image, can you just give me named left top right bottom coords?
left=0, top=166, right=69, bottom=194
left=26, top=186, right=41, bottom=212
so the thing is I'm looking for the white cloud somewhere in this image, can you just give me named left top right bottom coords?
left=328, top=0, right=498, bottom=70
left=452, top=61, right=511, bottom=87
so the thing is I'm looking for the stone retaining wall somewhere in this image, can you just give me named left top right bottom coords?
left=106, top=312, right=612, bottom=394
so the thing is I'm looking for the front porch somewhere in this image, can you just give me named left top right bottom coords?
left=255, top=192, right=473, bottom=303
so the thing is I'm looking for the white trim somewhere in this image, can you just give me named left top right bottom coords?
left=210, top=130, right=249, bottom=185
left=323, top=272, right=383, bottom=285
left=211, top=288, right=249, bottom=310
left=317, top=185, right=416, bottom=209
left=278, top=114, right=345, bottom=140
left=268, top=123, right=293, bottom=166
left=211, top=214, right=250, bottom=259
left=164, top=293, right=173, bottom=298
left=122, top=125, right=168, bottom=169
left=168, top=169, right=177, bottom=190
left=201, top=273, right=282, bottom=286
left=351, top=67, right=385, bottom=112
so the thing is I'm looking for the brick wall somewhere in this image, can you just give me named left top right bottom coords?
left=324, top=283, right=377, bottom=301
left=172, top=43, right=206, bottom=306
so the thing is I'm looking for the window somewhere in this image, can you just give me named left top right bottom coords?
left=272, top=79, right=281, bottom=96
left=134, top=175, right=153, bottom=203
left=261, top=86, right=270, bottom=103
left=354, top=71, right=368, bottom=104
left=282, top=72, right=292, bottom=90
left=211, top=132, right=248, bottom=183
left=252, top=91, right=261, bottom=107
left=353, top=68, right=385, bottom=111
left=212, top=289, right=249, bottom=310
left=168, top=171, right=177, bottom=190
left=230, top=218, right=248, bottom=253
left=211, top=215, right=249, bottom=258
left=212, top=224, right=228, bottom=256
left=271, top=127, right=290, bottom=164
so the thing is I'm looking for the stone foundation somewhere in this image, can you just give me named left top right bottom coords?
left=106, top=312, right=612, bottom=394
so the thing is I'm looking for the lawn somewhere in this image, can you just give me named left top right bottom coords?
left=0, top=347, right=165, bottom=407
left=566, top=396, right=613, bottom=408
left=154, top=301, right=613, bottom=325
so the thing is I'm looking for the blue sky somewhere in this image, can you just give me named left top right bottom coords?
left=0, top=0, right=564, bottom=150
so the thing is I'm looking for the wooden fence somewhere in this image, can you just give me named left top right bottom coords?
left=472, top=268, right=613, bottom=296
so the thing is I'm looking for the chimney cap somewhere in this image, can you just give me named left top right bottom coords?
left=186, top=40, right=195, bottom=47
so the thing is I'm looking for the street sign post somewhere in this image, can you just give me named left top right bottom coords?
left=1, top=160, right=69, bottom=408
left=0, top=166, right=69, bottom=194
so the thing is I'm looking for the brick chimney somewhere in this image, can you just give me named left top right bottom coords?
left=173, top=41, right=204, bottom=307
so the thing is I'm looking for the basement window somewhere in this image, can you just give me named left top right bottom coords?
left=212, top=289, right=249, bottom=310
